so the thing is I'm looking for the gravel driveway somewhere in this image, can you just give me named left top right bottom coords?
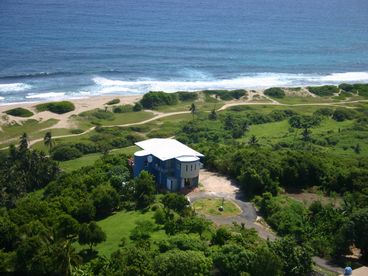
left=187, top=170, right=276, bottom=240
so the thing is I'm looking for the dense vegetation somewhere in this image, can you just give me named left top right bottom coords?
left=0, top=139, right=312, bottom=275
left=264, top=87, right=285, bottom=98
left=307, top=85, right=339, bottom=96
left=4, top=107, right=34, bottom=117
left=202, top=89, right=247, bottom=100
left=173, top=103, right=368, bottom=265
left=339, top=83, right=368, bottom=96
left=140, top=91, right=178, bottom=109
left=1, top=87, right=368, bottom=274
left=36, top=101, right=75, bottom=114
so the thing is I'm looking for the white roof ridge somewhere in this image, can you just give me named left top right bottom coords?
left=135, top=138, right=204, bottom=161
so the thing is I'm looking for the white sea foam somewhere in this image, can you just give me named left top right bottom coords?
left=26, top=92, right=66, bottom=99
left=0, top=83, right=32, bottom=92
left=0, top=96, right=4, bottom=100
left=91, top=72, right=368, bottom=94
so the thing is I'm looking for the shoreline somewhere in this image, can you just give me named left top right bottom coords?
left=0, top=95, right=143, bottom=129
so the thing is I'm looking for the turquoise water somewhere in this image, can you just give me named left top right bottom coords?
left=0, top=0, right=368, bottom=103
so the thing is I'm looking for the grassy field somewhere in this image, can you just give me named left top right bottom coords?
left=74, top=110, right=155, bottom=129
left=59, top=146, right=139, bottom=172
left=91, top=210, right=167, bottom=256
left=193, top=198, right=241, bottom=217
left=0, top=118, right=59, bottom=145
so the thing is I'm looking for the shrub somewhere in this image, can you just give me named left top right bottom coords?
left=353, top=83, right=368, bottom=96
left=339, top=83, right=354, bottom=92
left=90, top=110, right=114, bottom=120
left=70, top=128, right=84, bottom=134
left=264, top=87, right=285, bottom=98
left=314, top=108, right=334, bottom=117
left=74, top=142, right=98, bottom=154
left=140, top=91, right=178, bottom=109
left=36, top=101, right=75, bottom=114
left=332, top=108, right=356, bottom=122
left=176, top=92, right=199, bottom=101
left=4, top=107, right=34, bottom=117
left=105, top=98, right=120, bottom=105
left=51, top=145, right=82, bottom=161
left=113, top=105, right=133, bottom=113
left=307, top=85, right=339, bottom=96
left=133, top=102, right=143, bottom=111
left=202, top=90, right=247, bottom=100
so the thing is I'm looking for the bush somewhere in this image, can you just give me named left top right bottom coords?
left=353, top=83, right=368, bottom=97
left=113, top=105, right=133, bottom=113
left=339, top=83, right=354, bottom=92
left=90, top=110, right=114, bottom=120
left=140, top=91, right=178, bottom=109
left=70, top=128, right=84, bottom=134
left=332, top=108, right=356, bottom=122
left=36, top=101, right=75, bottom=114
left=307, top=85, right=339, bottom=96
left=176, top=92, right=199, bottom=101
left=133, top=102, right=143, bottom=111
left=264, top=87, right=285, bottom=98
left=4, top=107, right=34, bottom=117
left=74, top=142, right=98, bottom=154
left=105, top=98, right=120, bottom=105
left=51, top=145, right=82, bottom=161
left=203, top=90, right=247, bottom=100
left=314, top=108, right=334, bottom=117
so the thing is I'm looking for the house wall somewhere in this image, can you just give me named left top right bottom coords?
left=134, top=154, right=201, bottom=192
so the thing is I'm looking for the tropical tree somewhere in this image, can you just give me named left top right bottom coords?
left=78, top=222, right=106, bottom=251
left=208, top=109, right=217, bottom=120
left=189, top=103, right=196, bottom=120
left=19, top=133, right=28, bottom=154
left=43, top=132, right=54, bottom=152
left=248, top=135, right=259, bottom=146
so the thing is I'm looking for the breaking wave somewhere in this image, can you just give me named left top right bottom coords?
left=0, top=83, right=32, bottom=93
left=91, top=72, right=368, bottom=94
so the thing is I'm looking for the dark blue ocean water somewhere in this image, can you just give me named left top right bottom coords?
left=1, top=0, right=368, bottom=103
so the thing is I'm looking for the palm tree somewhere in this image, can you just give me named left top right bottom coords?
left=189, top=103, right=196, bottom=120
left=43, top=131, right=54, bottom=152
left=248, top=135, right=259, bottom=146
left=19, top=133, right=28, bottom=153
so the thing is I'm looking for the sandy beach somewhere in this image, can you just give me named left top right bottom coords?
left=0, top=95, right=142, bottom=129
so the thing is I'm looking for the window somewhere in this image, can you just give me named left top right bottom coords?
left=191, top=165, right=193, bottom=171
left=186, top=165, right=188, bottom=172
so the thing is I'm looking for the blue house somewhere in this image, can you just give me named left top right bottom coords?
left=133, top=138, right=204, bottom=191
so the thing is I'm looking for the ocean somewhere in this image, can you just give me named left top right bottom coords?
left=0, top=0, right=368, bottom=104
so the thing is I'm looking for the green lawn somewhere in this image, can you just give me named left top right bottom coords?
left=193, top=198, right=241, bottom=217
left=92, top=210, right=167, bottom=256
left=0, top=119, right=59, bottom=143
left=75, top=110, right=155, bottom=129
left=59, top=146, right=139, bottom=172
left=156, top=99, right=224, bottom=113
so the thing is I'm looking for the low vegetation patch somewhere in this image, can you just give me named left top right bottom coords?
left=193, top=198, right=241, bottom=217
left=307, top=85, right=339, bottom=96
left=203, top=89, right=247, bottom=100
left=264, top=87, right=285, bottom=98
left=105, top=98, right=120, bottom=105
left=4, top=107, right=34, bottom=117
left=140, top=91, right=178, bottom=109
left=36, top=101, right=75, bottom=114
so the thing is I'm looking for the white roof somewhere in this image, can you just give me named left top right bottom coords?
left=176, top=156, right=200, bottom=162
left=135, top=138, right=204, bottom=161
